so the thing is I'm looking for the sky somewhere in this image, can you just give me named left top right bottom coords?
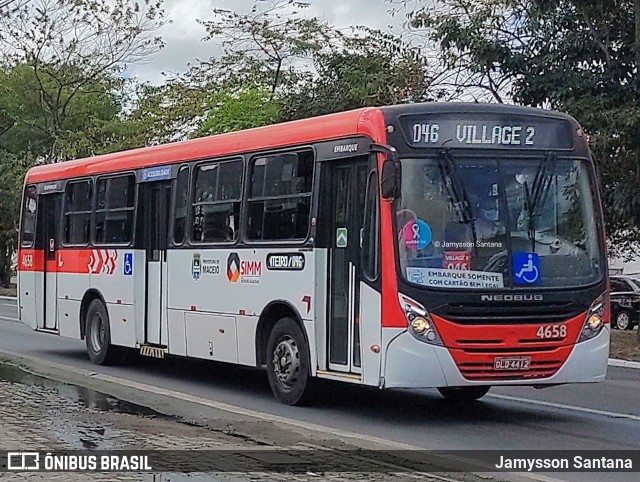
left=129, top=0, right=407, bottom=84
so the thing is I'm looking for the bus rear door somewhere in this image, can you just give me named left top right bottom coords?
left=138, top=178, right=172, bottom=347
left=39, top=192, right=62, bottom=331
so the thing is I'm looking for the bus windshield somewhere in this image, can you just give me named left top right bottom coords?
left=396, top=156, right=604, bottom=290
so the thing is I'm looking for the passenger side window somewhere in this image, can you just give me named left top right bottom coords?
left=361, top=170, right=380, bottom=280
left=247, top=151, right=314, bottom=241
left=21, top=186, right=37, bottom=248
left=95, top=175, right=136, bottom=244
left=63, top=180, right=93, bottom=245
left=173, top=166, right=189, bottom=245
left=191, top=159, right=243, bottom=243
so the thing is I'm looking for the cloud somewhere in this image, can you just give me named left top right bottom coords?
left=127, top=0, right=403, bottom=85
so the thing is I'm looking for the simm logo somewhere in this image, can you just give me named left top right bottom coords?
left=227, top=252, right=262, bottom=284
left=227, top=253, right=240, bottom=282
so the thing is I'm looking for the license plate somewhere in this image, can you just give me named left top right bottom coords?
left=494, top=356, right=531, bottom=370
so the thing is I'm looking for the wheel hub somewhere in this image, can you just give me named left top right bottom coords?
left=273, top=337, right=300, bottom=388
left=618, top=312, right=630, bottom=329
left=90, top=313, right=105, bottom=352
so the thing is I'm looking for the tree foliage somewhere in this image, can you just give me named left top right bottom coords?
left=0, top=0, right=166, bottom=285
left=197, top=85, right=279, bottom=136
left=198, top=1, right=431, bottom=126
left=390, top=0, right=640, bottom=250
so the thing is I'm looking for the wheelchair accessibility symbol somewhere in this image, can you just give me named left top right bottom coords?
left=513, top=252, right=540, bottom=285
left=124, top=253, right=133, bottom=276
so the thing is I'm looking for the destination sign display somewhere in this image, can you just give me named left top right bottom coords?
left=400, top=114, right=574, bottom=150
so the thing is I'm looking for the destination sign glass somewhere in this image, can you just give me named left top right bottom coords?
left=400, top=113, right=574, bottom=150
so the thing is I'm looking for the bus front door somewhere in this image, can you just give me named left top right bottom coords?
left=140, top=181, right=172, bottom=346
left=39, top=193, right=62, bottom=331
left=326, top=159, right=368, bottom=373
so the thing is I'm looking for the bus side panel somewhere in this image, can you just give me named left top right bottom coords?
left=17, top=249, right=43, bottom=330
left=87, top=249, right=136, bottom=305
left=89, top=249, right=138, bottom=348
left=56, top=250, right=91, bottom=339
left=359, top=282, right=382, bottom=386
left=166, top=248, right=316, bottom=366
left=313, top=248, right=328, bottom=371
left=236, top=314, right=258, bottom=366
left=57, top=298, right=82, bottom=339
left=133, top=249, right=146, bottom=345
left=56, top=271, right=88, bottom=339
left=167, top=309, right=186, bottom=356
left=107, top=302, right=137, bottom=348
left=56, top=248, right=140, bottom=346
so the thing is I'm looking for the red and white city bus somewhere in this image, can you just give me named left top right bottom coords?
left=18, top=103, right=610, bottom=405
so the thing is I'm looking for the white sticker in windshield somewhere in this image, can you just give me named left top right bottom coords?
left=407, top=267, right=504, bottom=289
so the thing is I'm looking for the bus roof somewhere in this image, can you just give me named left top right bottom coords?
left=24, top=102, right=581, bottom=184
left=25, top=107, right=384, bottom=184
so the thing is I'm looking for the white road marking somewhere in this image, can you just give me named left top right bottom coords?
left=488, top=393, right=640, bottom=422
left=0, top=348, right=565, bottom=482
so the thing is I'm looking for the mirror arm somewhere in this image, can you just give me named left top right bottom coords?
left=370, top=144, right=399, bottom=163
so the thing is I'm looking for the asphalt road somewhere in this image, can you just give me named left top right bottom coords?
left=1, top=298, right=639, bottom=481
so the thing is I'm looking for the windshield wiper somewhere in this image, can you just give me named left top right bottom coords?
left=438, top=149, right=473, bottom=224
left=438, top=149, right=477, bottom=249
left=524, top=151, right=557, bottom=251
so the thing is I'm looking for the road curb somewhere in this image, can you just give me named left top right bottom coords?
left=608, top=358, right=640, bottom=369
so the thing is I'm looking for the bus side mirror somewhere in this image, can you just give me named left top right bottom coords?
left=381, top=159, right=399, bottom=200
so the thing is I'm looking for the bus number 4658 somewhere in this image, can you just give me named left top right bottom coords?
left=536, top=325, right=567, bottom=339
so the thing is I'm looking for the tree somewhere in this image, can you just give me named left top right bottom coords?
left=196, top=85, right=279, bottom=136
left=199, top=0, right=338, bottom=95
left=0, top=0, right=166, bottom=286
left=197, top=1, right=431, bottom=128
left=0, top=0, right=166, bottom=162
left=390, top=0, right=640, bottom=249
left=279, top=28, right=431, bottom=121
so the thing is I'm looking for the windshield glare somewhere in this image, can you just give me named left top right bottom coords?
left=397, top=157, right=603, bottom=290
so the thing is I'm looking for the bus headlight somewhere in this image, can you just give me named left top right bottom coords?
left=578, top=293, right=607, bottom=343
left=399, top=294, right=443, bottom=346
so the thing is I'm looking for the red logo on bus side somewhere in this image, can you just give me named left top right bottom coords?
left=88, top=250, right=118, bottom=275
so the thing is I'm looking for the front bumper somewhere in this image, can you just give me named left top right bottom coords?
left=383, top=326, right=610, bottom=388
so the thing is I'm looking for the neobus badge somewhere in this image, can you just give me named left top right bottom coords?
left=480, top=294, right=544, bottom=302
left=266, top=253, right=305, bottom=271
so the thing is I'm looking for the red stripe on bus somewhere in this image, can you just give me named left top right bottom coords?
left=17, top=249, right=114, bottom=274
left=17, top=249, right=45, bottom=272
left=25, top=108, right=380, bottom=184
left=362, top=108, right=408, bottom=328
left=57, top=249, right=93, bottom=274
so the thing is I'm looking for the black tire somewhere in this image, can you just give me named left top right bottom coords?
left=614, top=309, right=632, bottom=330
left=437, top=386, right=490, bottom=402
left=266, top=317, right=314, bottom=405
left=84, top=299, right=130, bottom=365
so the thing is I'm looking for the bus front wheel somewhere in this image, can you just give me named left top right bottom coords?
left=266, top=317, right=314, bottom=405
left=437, top=386, right=490, bottom=402
left=85, top=299, right=130, bottom=365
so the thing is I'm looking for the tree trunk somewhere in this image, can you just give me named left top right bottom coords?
left=0, top=241, right=9, bottom=288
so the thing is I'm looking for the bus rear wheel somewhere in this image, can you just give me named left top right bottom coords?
left=437, top=386, right=490, bottom=402
left=266, top=317, right=313, bottom=405
left=85, top=299, right=130, bottom=366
